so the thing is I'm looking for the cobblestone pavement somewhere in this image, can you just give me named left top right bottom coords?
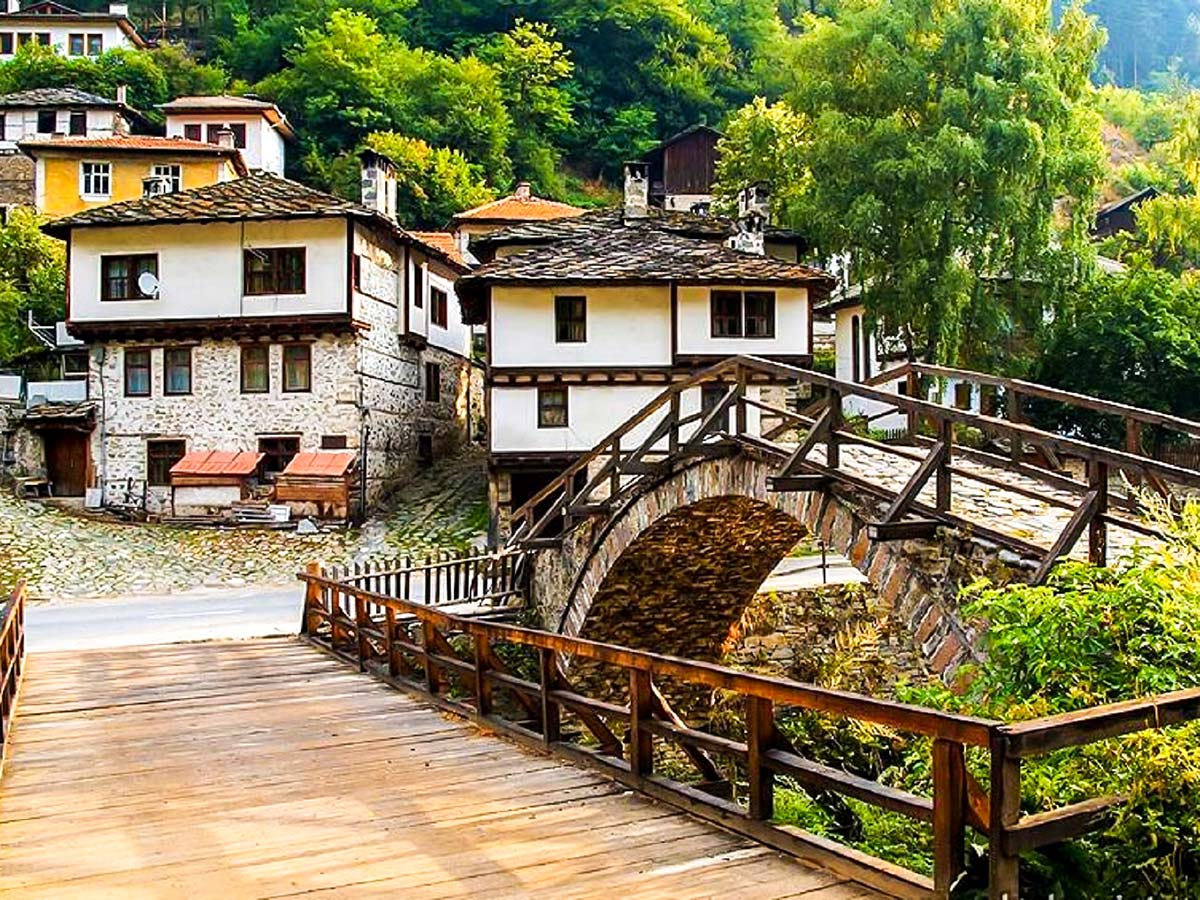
left=0, top=449, right=487, bottom=600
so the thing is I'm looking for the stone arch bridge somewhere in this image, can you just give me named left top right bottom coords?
left=509, top=357, right=1200, bottom=678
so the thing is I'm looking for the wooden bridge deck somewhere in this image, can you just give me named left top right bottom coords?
left=0, top=638, right=888, bottom=899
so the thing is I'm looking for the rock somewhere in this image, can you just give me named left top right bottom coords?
left=295, top=518, right=320, bottom=535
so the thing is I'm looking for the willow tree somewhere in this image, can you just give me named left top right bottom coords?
left=717, top=0, right=1105, bottom=365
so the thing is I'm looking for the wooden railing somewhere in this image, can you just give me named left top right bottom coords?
left=299, top=567, right=1200, bottom=899
left=318, top=548, right=523, bottom=615
left=1, top=581, right=27, bottom=779
left=507, top=356, right=1200, bottom=582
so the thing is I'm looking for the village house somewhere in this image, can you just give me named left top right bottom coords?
left=34, top=170, right=476, bottom=516
left=644, top=123, right=723, bottom=213
left=160, top=95, right=295, bottom=176
left=20, top=132, right=247, bottom=217
left=0, top=0, right=144, bottom=60
left=457, top=163, right=833, bottom=540
left=450, top=180, right=584, bottom=254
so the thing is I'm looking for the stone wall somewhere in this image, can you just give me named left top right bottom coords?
left=530, top=450, right=1044, bottom=680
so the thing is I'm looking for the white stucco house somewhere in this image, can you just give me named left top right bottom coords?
left=160, top=96, right=295, bottom=176
left=0, top=0, right=144, bottom=59
left=37, top=170, right=477, bottom=514
left=457, top=163, right=833, bottom=540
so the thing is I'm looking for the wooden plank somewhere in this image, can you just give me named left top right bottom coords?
left=763, top=750, right=933, bottom=823
left=868, top=519, right=941, bottom=542
left=1001, top=795, right=1125, bottom=855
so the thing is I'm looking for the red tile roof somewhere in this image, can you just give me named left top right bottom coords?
left=452, top=185, right=584, bottom=225
left=20, top=135, right=249, bottom=175
left=281, top=451, right=357, bottom=478
left=409, top=231, right=466, bottom=267
left=171, top=450, right=263, bottom=478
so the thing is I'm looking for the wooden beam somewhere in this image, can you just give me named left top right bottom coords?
left=767, top=474, right=831, bottom=492
left=882, top=441, right=948, bottom=523
left=932, top=739, right=967, bottom=897
left=1031, top=489, right=1102, bottom=585
left=777, top=405, right=832, bottom=477
left=1002, top=795, right=1125, bottom=855
left=868, top=519, right=941, bottom=542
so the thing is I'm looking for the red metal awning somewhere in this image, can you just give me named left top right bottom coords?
left=280, top=451, right=356, bottom=478
left=171, top=450, right=264, bottom=478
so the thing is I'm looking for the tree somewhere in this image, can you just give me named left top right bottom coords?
left=717, top=0, right=1105, bottom=365
left=0, top=208, right=66, bottom=368
left=146, top=43, right=228, bottom=98
left=0, top=44, right=169, bottom=112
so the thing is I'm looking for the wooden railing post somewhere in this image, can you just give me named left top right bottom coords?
left=421, top=620, right=441, bottom=695
left=989, top=733, right=1021, bottom=900
left=827, top=389, right=842, bottom=469
left=301, top=561, right=321, bottom=635
left=1088, top=460, right=1109, bottom=567
left=936, top=417, right=953, bottom=513
left=353, top=591, right=368, bottom=672
left=1007, top=388, right=1023, bottom=463
left=629, top=668, right=654, bottom=777
left=736, top=367, right=748, bottom=435
left=933, top=739, right=967, bottom=897
left=384, top=606, right=399, bottom=678
left=746, top=695, right=775, bottom=821
left=539, top=648, right=561, bottom=746
left=668, top=392, right=681, bottom=454
left=474, top=632, right=492, bottom=717
left=906, top=369, right=919, bottom=436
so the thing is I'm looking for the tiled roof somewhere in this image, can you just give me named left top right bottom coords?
left=20, top=135, right=248, bottom=174
left=281, top=451, right=357, bottom=478
left=0, top=87, right=117, bottom=108
left=160, top=95, right=277, bottom=112
left=410, top=231, right=467, bottom=268
left=171, top=450, right=263, bottom=478
left=452, top=186, right=584, bottom=224
left=458, top=224, right=833, bottom=321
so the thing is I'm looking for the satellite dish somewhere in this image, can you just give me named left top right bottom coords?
left=137, top=271, right=160, bottom=297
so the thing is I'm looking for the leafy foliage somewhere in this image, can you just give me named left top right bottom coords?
left=0, top=208, right=65, bottom=369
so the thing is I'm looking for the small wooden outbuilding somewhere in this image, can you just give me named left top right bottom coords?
left=273, top=451, right=358, bottom=521
left=169, top=450, right=264, bottom=516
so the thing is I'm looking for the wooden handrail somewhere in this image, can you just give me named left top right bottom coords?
left=1, top=581, right=27, bottom=780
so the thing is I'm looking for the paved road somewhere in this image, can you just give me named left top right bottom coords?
left=25, top=582, right=306, bottom=653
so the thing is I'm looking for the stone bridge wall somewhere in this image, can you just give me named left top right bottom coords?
left=530, top=450, right=1044, bottom=680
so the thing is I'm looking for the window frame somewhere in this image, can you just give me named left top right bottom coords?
left=80, top=160, right=112, bottom=199
left=146, top=439, right=186, bottom=487
left=743, top=290, right=776, bottom=339
left=430, top=286, right=448, bottom=329
left=243, top=247, right=306, bottom=296
left=100, top=253, right=157, bottom=301
left=321, top=434, right=348, bottom=450
left=86, top=33, right=103, bottom=55
left=163, top=347, right=192, bottom=396
left=709, top=289, right=776, bottom=340
left=123, top=348, right=151, bottom=397
left=554, top=295, right=587, bottom=344
left=150, top=163, right=182, bottom=193
left=537, top=386, right=568, bottom=429
left=36, top=109, right=56, bottom=133
left=0, top=35, right=13, bottom=55
left=68, top=110, right=86, bottom=136
left=412, top=263, right=424, bottom=309
left=710, top=290, right=743, bottom=338
left=67, top=32, right=84, bottom=55
left=256, top=436, right=300, bottom=483
left=36, top=32, right=49, bottom=46
left=183, top=123, right=201, bottom=142
left=424, top=361, right=441, bottom=403
left=240, top=344, right=270, bottom=394
left=282, top=343, right=311, bottom=394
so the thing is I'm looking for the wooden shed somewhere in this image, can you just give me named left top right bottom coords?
left=273, top=451, right=358, bottom=521
left=169, top=450, right=264, bottom=515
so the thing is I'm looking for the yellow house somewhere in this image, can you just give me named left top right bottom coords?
left=19, top=134, right=247, bottom=218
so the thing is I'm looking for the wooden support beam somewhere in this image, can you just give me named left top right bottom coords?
left=767, top=474, right=831, bottom=493
left=936, top=418, right=952, bottom=514
left=869, top=519, right=941, bottom=542
left=778, top=406, right=832, bottom=477
left=746, top=695, right=775, bottom=821
left=1089, top=460, right=1109, bottom=567
left=883, top=441, right=948, bottom=523
left=539, top=647, right=561, bottom=745
left=827, top=388, right=843, bottom=469
left=988, top=735, right=1022, bottom=900
left=628, top=668, right=654, bottom=777
left=933, top=739, right=967, bottom=897
left=1032, top=489, right=1102, bottom=585
left=651, top=684, right=723, bottom=784
left=1002, top=795, right=1125, bottom=855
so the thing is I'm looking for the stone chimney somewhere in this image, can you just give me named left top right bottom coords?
left=115, top=84, right=128, bottom=105
left=6, top=0, right=18, bottom=14
left=514, top=181, right=531, bottom=200
left=738, top=182, right=771, bottom=223
left=360, top=149, right=398, bottom=221
left=215, top=127, right=235, bottom=149
left=109, top=3, right=129, bottom=16
left=623, top=161, right=649, bottom=220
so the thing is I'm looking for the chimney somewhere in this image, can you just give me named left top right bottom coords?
left=359, top=150, right=397, bottom=221
left=514, top=181, right=531, bottom=200
left=5, top=1, right=18, bottom=14
left=108, top=3, right=129, bottom=16
left=738, top=182, right=771, bottom=223
left=115, top=84, right=127, bottom=106
left=215, top=127, right=235, bottom=149
left=623, top=161, right=649, bottom=220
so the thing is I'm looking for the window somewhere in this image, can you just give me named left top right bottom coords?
left=86, top=33, right=103, bottom=55
left=282, top=344, right=311, bottom=393
left=68, top=33, right=84, bottom=55
left=0, top=35, right=12, bottom=55
left=412, top=263, right=424, bottom=308
left=257, top=436, right=299, bottom=482
left=37, top=110, right=56, bottom=133
left=81, top=161, right=111, bottom=198
left=424, top=362, right=441, bottom=403
left=146, top=440, right=186, bottom=486
left=68, top=111, right=86, bottom=136
left=101, top=254, right=157, bottom=300
left=229, top=123, right=247, bottom=148
left=240, top=344, right=269, bottom=393
left=244, top=248, right=305, bottom=295
left=430, top=287, right=448, bottom=328
left=538, top=387, right=568, bottom=429
left=16, top=33, right=31, bottom=48
left=0, top=113, right=8, bottom=139
left=851, top=315, right=861, bottom=383
left=183, top=123, right=201, bottom=142
left=164, top=347, right=191, bottom=395
left=555, top=295, right=586, bottom=343
left=62, top=350, right=88, bottom=379
left=351, top=254, right=362, bottom=292
left=124, top=349, right=151, bottom=397
left=151, top=163, right=182, bottom=193
left=701, top=384, right=727, bottom=415
left=36, top=33, right=50, bottom=46
left=710, top=290, right=776, bottom=339
left=321, top=435, right=348, bottom=450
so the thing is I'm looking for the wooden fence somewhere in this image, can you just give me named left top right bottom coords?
left=299, top=567, right=1200, bottom=899
left=0, top=581, right=26, bottom=779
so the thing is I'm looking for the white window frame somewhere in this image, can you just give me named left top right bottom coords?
left=150, top=163, right=182, bottom=193
left=80, top=160, right=111, bottom=199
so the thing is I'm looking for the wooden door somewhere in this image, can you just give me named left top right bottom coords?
left=45, top=430, right=88, bottom=497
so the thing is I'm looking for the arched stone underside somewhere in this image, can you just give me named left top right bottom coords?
left=531, top=449, right=1047, bottom=679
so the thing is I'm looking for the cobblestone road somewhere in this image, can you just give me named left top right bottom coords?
left=0, top=450, right=487, bottom=600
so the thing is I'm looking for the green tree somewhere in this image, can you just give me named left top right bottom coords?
left=0, top=208, right=66, bottom=368
left=0, top=44, right=169, bottom=112
left=717, top=0, right=1105, bottom=365
left=146, top=43, right=228, bottom=98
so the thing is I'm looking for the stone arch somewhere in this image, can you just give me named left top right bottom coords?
left=530, top=451, right=1042, bottom=678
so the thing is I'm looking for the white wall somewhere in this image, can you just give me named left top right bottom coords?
left=490, top=285, right=672, bottom=368
left=1, top=108, right=119, bottom=147
left=675, top=284, right=810, bottom=359
left=0, top=21, right=132, bottom=59
left=70, top=218, right=349, bottom=323
left=164, top=113, right=285, bottom=174
left=834, top=304, right=907, bottom=431
left=397, top=247, right=471, bottom=359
